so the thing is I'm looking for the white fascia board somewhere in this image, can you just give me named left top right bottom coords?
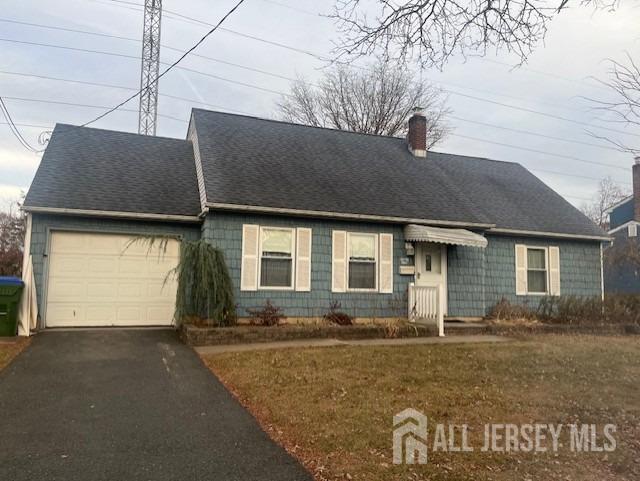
left=608, top=220, right=640, bottom=235
left=22, top=206, right=202, bottom=223
left=490, top=227, right=611, bottom=242
left=206, top=202, right=495, bottom=229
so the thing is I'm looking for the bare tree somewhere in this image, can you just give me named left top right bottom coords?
left=0, top=198, right=25, bottom=277
left=580, top=176, right=629, bottom=229
left=587, top=54, right=640, bottom=154
left=278, top=60, right=451, bottom=148
left=331, top=0, right=620, bottom=68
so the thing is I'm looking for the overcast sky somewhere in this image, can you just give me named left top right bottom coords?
left=1, top=0, right=639, bottom=212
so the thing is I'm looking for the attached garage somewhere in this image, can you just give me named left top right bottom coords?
left=44, top=231, right=180, bottom=327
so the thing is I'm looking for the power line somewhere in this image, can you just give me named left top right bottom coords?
left=0, top=97, right=43, bottom=152
left=0, top=18, right=302, bottom=83
left=0, top=121, right=52, bottom=129
left=448, top=115, right=621, bottom=153
left=3, top=67, right=627, bottom=162
left=6, top=35, right=637, bottom=142
left=2, top=95, right=188, bottom=123
left=0, top=70, right=256, bottom=115
left=449, top=132, right=631, bottom=175
left=80, top=0, right=248, bottom=127
left=96, top=0, right=329, bottom=60
left=1, top=17, right=622, bottom=129
left=3, top=91, right=631, bottom=184
left=0, top=67, right=630, bottom=165
left=444, top=89, right=640, bottom=139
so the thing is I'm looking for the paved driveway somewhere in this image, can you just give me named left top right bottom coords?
left=0, top=330, right=312, bottom=481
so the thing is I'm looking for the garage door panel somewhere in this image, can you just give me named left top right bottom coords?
left=46, top=304, right=87, bottom=326
left=46, top=232, right=179, bottom=327
left=86, top=281, right=118, bottom=299
left=51, top=233, right=88, bottom=253
left=118, top=258, right=151, bottom=277
left=118, top=282, right=144, bottom=298
left=86, top=305, right=116, bottom=324
left=116, top=306, right=144, bottom=323
left=48, top=255, right=86, bottom=275
left=147, top=306, right=174, bottom=324
left=87, top=257, right=118, bottom=276
left=47, top=280, right=87, bottom=302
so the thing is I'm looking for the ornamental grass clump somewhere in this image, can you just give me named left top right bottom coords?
left=174, top=240, right=236, bottom=327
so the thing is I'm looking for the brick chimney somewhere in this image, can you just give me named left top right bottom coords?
left=634, top=156, right=640, bottom=221
left=407, top=108, right=427, bottom=158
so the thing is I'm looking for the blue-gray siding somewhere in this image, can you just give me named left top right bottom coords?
left=29, top=212, right=603, bottom=323
left=448, top=235, right=602, bottom=317
left=610, top=198, right=634, bottom=230
left=604, top=231, right=640, bottom=294
left=202, top=212, right=410, bottom=318
left=29, top=214, right=201, bottom=318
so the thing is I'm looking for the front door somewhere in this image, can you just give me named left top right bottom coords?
left=415, top=243, right=447, bottom=315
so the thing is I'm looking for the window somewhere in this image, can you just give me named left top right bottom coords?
left=348, top=233, right=377, bottom=290
left=526, top=248, right=547, bottom=294
left=629, top=224, right=637, bottom=238
left=425, top=254, right=432, bottom=272
left=259, top=227, right=294, bottom=288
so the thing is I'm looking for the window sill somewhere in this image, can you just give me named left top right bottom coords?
left=258, top=286, right=295, bottom=291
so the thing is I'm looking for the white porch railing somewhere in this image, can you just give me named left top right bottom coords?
left=408, top=283, right=444, bottom=336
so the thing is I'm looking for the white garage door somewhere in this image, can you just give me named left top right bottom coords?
left=45, top=231, right=180, bottom=327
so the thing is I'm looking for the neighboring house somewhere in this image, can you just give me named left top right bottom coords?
left=604, top=159, right=640, bottom=294
left=22, top=109, right=608, bottom=331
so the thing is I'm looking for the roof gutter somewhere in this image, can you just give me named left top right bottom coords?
left=22, top=206, right=202, bottom=223
left=488, top=227, right=611, bottom=242
left=206, top=202, right=496, bottom=229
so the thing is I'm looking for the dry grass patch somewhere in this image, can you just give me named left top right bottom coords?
left=202, top=335, right=640, bottom=481
left=0, top=338, right=29, bottom=371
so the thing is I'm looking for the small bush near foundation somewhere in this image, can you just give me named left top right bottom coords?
left=323, top=301, right=354, bottom=326
left=246, top=300, right=286, bottom=326
left=538, top=295, right=640, bottom=325
left=487, top=297, right=536, bottom=322
left=488, top=295, right=640, bottom=325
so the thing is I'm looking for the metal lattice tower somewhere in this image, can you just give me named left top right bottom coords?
left=138, top=0, right=162, bottom=135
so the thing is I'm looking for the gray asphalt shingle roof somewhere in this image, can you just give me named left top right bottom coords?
left=25, top=111, right=605, bottom=239
left=24, top=124, right=201, bottom=217
left=192, top=109, right=605, bottom=238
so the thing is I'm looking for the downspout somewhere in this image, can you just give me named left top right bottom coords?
left=21, top=213, right=32, bottom=277
left=600, top=242, right=605, bottom=302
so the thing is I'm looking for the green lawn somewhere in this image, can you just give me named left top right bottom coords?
left=203, top=335, right=640, bottom=481
left=0, top=338, right=29, bottom=371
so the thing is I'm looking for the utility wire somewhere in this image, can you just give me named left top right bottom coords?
left=0, top=70, right=257, bottom=114
left=97, top=0, right=610, bottom=93
left=449, top=133, right=630, bottom=173
left=0, top=96, right=43, bottom=152
left=447, top=115, right=622, bottom=153
left=4, top=35, right=637, bottom=141
left=80, top=0, right=247, bottom=127
left=2, top=93, right=633, bottom=183
left=0, top=17, right=621, bottom=125
left=0, top=69, right=626, bottom=156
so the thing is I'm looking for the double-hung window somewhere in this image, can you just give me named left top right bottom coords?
left=347, top=233, right=377, bottom=290
left=259, top=227, right=294, bottom=289
left=526, top=247, right=547, bottom=294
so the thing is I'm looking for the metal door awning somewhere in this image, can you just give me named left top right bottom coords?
left=404, top=224, right=487, bottom=248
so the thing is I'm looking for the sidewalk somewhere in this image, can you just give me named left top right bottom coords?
left=194, top=334, right=510, bottom=355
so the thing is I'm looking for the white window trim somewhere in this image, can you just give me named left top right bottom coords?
left=524, top=245, right=549, bottom=296
left=257, top=226, right=296, bottom=291
left=346, top=232, right=379, bottom=292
